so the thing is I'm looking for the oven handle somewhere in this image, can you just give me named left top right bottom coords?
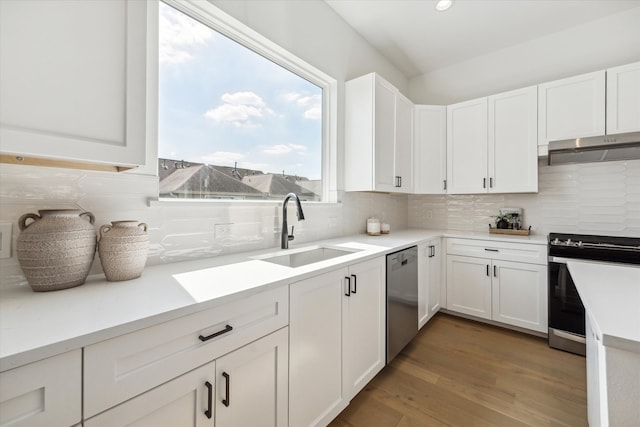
left=551, top=329, right=586, bottom=344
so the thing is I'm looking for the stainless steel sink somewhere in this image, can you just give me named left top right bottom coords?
left=255, top=246, right=360, bottom=268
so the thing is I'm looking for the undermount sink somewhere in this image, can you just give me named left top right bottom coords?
left=255, top=246, right=360, bottom=268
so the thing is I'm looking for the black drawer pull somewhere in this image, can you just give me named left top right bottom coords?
left=204, top=381, right=213, bottom=419
left=494, top=265, right=497, bottom=277
left=351, top=274, right=357, bottom=294
left=484, top=248, right=499, bottom=252
left=222, top=372, right=230, bottom=407
left=486, top=265, right=490, bottom=276
left=199, top=324, right=233, bottom=342
left=345, top=276, right=351, bottom=297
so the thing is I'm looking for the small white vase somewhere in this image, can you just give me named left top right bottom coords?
left=98, top=220, right=149, bottom=282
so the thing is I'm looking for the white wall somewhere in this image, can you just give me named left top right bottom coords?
left=409, top=159, right=640, bottom=238
left=409, top=6, right=640, bottom=104
left=0, top=0, right=410, bottom=289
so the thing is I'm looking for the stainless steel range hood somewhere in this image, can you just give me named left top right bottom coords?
left=548, top=131, right=640, bottom=165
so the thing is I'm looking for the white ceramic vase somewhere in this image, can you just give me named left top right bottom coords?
left=17, top=209, right=97, bottom=292
left=98, top=220, right=149, bottom=281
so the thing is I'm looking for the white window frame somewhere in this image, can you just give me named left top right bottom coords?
left=154, top=0, right=338, bottom=203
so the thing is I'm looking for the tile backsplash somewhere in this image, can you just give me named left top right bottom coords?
left=0, top=163, right=407, bottom=288
left=409, top=159, right=640, bottom=237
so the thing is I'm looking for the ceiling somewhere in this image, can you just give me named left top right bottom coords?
left=325, top=0, right=640, bottom=79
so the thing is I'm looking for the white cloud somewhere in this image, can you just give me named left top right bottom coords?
left=201, top=151, right=245, bottom=165
left=159, top=3, right=213, bottom=65
left=282, top=92, right=321, bottom=120
left=205, top=92, right=273, bottom=128
left=262, top=144, right=308, bottom=155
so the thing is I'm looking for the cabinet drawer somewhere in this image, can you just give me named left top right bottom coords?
left=446, top=238, right=546, bottom=265
left=84, top=285, right=288, bottom=418
left=0, top=350, right=81, bottom=427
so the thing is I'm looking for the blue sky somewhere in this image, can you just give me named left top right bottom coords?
left=158, top=2, right=322, bottom=180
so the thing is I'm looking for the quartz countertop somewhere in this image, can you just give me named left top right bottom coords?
left=0, top=228, right=546, bottom=372
left=568, top=261, right=640, bottom=353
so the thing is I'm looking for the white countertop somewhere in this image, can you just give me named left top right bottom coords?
left=568, top=261, right=640, bottom=353
left=0, top=228, right=546, bottom=372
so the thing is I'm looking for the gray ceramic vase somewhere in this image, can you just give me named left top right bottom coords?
left=98, top=220, right=149, bottom=281
left=17, top=209, right=97, bottom=292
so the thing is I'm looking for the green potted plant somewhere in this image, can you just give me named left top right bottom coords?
left=495, top=213, right=512, bottom=229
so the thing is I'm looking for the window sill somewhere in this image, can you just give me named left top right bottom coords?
left=147, top=198, right=341, bottom=208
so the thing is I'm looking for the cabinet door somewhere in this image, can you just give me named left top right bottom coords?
left=343, top=257, right=386, bottom=401
left=395, top=93, right=414, bottom=192
left=0, top=350, right=81, bottom=427
left=488, top=86, right=538, bottom=193
left=586, top=313, right=605, bottom=427
left=418, top=243, right=430, bottom=328
left=491, top=260, right=547, bottom=333
left=446, top=255, right=491, bottom=319
left=607, top=61, right=640, bottom=134
left=374, top=78, right=398, bottom=192
left=84, top=362, right=214, bottom=427
left=414, top=106, right=447, bottom=194
left=215, top=328, right=288, bottom=427
left=427, top=239, right=443, bottom=320
left=289, top=268, right=346, bottom=427
left=538, top=70, right=606, bottom=154
left=0, top=0, right=148, bottom=167
left=447, top=98, right=488, bottom=194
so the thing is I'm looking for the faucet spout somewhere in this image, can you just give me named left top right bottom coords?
left=281, top=193, right=305, bottom=249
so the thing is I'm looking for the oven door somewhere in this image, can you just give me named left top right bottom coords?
left=548, top=256, right=586, bottom=355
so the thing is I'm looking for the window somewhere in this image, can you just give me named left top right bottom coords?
left=158, top=1, right=334, bottom=202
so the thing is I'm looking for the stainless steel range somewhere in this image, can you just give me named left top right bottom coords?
left=547, top=233, right=640, bottom=355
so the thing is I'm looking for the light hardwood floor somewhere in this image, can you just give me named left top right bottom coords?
left=330, top=313, right=587, bottom=427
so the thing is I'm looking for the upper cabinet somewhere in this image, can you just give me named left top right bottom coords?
left=345, top=73, right=414, bottom=193
left=0, top=0, right=149, bottom=170
left=606, top=61, right=640, bottom=135
left=414, top=106, right=447, bottom=194
left=447, top=86, right=537, bottom=194
left=537, top=71, right=606, bottom=156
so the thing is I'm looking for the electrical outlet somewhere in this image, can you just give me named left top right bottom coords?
left=0, top=223, right=12, bottom=259
left=214, top=223, right=233, bottom=239
left=426, top=210, right=433, bottom=220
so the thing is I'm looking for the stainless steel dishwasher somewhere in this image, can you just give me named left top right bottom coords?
left=386, top=245, right=418, bottom=363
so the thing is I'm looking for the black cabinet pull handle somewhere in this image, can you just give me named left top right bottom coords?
left=199, top=324, right=233, bottom=342
left=483, top=178, right=486, bottom=188
left=351, top=274, right=357, bottom=294
left=204, top=381, right=213, bottom=419
left=345, top=276, right=351, bottom=297
left=222, top=372, right=230, bottom=407
left=489, top=177, right=493, bottom=188
left=443, top=180, right=447, bottom=190
left=484, top=248, right=499, bottom=252
left=486, top=265, right=490, bottom=276
left=493, top=265, right=497, bottom=277
left=399, top=176, right=402, bottom=187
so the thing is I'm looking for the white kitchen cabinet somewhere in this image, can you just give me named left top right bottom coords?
left=342, top=257, right=386, bottom=401
left=446, top=238, right=548, bottom=333
left=606, top=61, right=640, bottom=135
left=289, top=268, right=346, bottom=427
left=345, top=73, right=414, bottom=193
left=491, top=260, right=547, bottom=332
left=488, top=86, right=538, bottom=193
left=289, top=257, right=385, bottom=427
left=84, top=285, right=288, bottom=419
left=586, top=312, right=606, bottom=427
left=84, top=362, right=215, bottom=427
left=0, top=350, right=81, bottom=427
left=0, top=0, right=149, bottom=169
left=446, top=254, right=493, bottom=320
left=446, top=98, right=488, bottom=194
left=538, top=70, right=606, bottom=156
left=214, top=327, right=289, bottom=427
left=414, top=106, right=447, bottom=194
left=418, top=238, right=443, bottom=328
left=447, top=86, right=537, bottom=194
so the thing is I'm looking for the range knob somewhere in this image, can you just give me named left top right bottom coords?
left=567, top=238, right=572, bottom=246
left=553, top=238, right=560, bottom=245
left=578, top=241, right=583, bottom=247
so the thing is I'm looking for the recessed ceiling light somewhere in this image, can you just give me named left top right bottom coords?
left=435, top=0, right=453, bottom=12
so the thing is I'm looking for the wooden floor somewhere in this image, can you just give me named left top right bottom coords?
left=329, top=313, right=587, bottom=427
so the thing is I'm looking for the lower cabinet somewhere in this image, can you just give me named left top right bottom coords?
left=446, top=238, right=548, bottom=333
left=418, top=238, right=443, bottom=328
left=85, top=327, right=288, bottom=427
left=0, top=350, right=81, bottom=427
left=289, top=257, right=385, bottom=427
left=586, top=312, right=605, bottom=427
